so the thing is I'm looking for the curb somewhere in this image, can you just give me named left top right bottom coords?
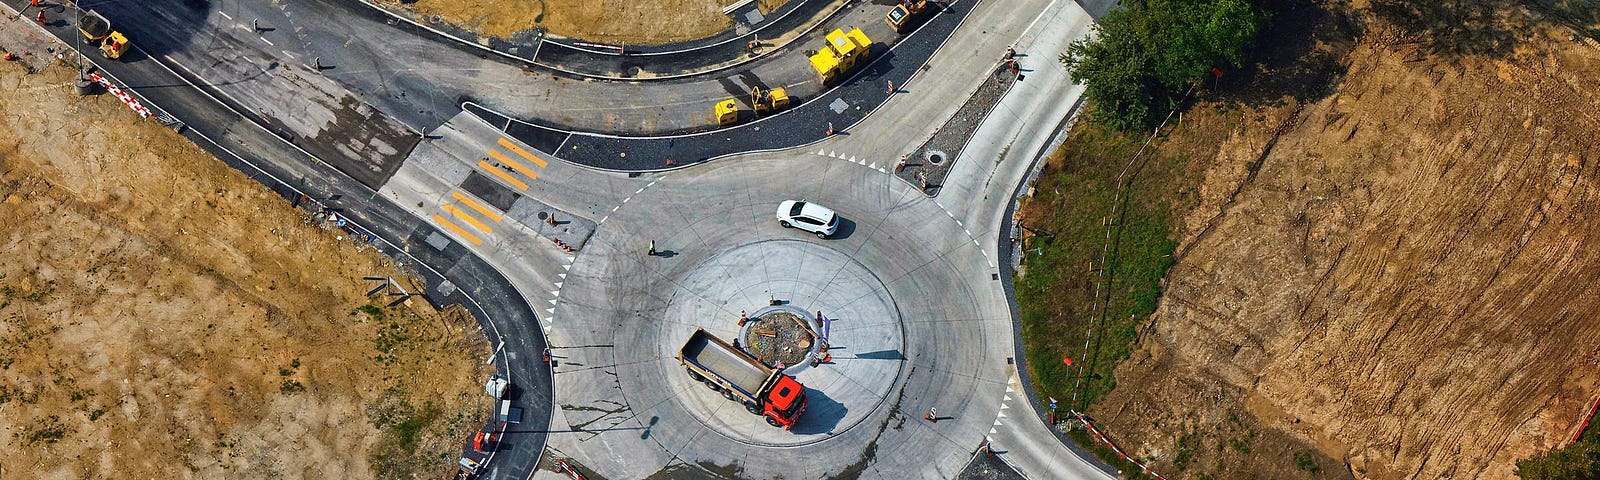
left=463, top=0, right=979, bottom=172
left=354, top=0, right=853, bottom=82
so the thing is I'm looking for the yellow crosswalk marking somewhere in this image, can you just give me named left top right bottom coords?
left=433, top=215, right=483, bottom=245
left=498, top=138, right=548, bottom=168
left=478, top=160, right=529, bottom=190
left=442, top=204, right=492, bottom=233
left=451, top=192, right=503, bottom=222
left=488, top=149, right=540, bottom=180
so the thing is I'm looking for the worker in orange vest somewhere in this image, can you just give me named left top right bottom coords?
left=37, top=9, right=47, bottom=24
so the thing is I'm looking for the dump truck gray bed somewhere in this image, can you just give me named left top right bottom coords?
left=681, top=332, right=769, bottom=397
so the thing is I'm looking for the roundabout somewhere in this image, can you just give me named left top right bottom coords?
left=548, top=155, right=1017, bottom=478
left=658, top=239, right=905, bottom=446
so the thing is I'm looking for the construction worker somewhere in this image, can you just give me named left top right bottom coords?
left=647, top=240, right=656, bottom=256
left=925, top=407, right=938, bottom=423
left=1003, top=46, right=1015, bottom=60
left=738, top=310, right=749, bottom=327
left=37, top=9, right=47, bottom=24
left=542, top=347, right=552, bottom=364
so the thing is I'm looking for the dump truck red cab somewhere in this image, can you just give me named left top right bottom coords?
left=761, top=373, right=807, bottom=429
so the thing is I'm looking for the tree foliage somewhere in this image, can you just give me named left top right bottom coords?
left=1517, top=430, right=1600, bottom=480
left=1062, top=0, right=1267, bottom=131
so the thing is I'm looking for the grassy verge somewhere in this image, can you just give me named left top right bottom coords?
left=1015, top=118, right=1190, bottom=410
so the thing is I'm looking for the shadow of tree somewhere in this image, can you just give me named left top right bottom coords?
left=1525, top=0, right=1600, bottom=39
left=1367, top=0, right=1523, bottom=58
left=1208, top=0, right=1360, bottom=108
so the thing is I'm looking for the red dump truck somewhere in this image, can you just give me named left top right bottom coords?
left=677, top=328, right=807, bottom=429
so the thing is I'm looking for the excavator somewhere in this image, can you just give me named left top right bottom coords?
left=77, top=10, right=129, bottom=60
left=885, top=0, right=931, bottom=33
left=750, top=85, right=790, bottom=116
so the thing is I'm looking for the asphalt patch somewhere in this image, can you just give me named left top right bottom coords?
left=461, top=170, right=523, bottom=211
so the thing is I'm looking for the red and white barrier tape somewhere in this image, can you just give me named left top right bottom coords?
left=1573, top=395, right=1600, bottom=442
left=88, top=72, right=151, bottom=118
left=1073, top=411, right=1168, bottom=480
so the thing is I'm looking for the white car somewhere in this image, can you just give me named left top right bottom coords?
left=776, top=200, right=839, bottom=238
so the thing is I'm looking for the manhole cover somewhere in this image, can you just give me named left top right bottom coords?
left=830, top=98, right=849, bottom=114
left=925, top=150, right=947, bottom=166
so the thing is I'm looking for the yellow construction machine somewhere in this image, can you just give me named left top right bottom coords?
left=750, top=85, right=790, bottom=116
left=808, top=28, right=871, bottom=85
left=714, top=98, right=740, bottom=126
left=885, top=0, right=931, bottom=33
left=77, top=10, right=130, bottom=60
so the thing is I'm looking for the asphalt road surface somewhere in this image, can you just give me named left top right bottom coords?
left=8, top=0, right=1124, bottom=477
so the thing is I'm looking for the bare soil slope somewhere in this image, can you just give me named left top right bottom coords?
left=391, top=0, right=787, bottom=44
left=0, top=65, right=489, bottom=478
left=1092, top=3, right=1600, bottom=479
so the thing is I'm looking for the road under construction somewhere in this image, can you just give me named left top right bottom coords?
left=2, top=0, right=1124, bottom=477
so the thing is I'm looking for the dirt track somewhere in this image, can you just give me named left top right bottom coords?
left=0, top=63, right=488, bottom=478
left=1091, top=2, right=1600, bottom=479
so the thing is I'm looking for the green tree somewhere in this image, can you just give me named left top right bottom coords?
left=1517, top=431, right=1600, bottom=480
left=1062, top=0, right=1266, bottom=130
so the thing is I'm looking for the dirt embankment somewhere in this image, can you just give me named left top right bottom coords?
left=1092, top=2, right=1600, bottom=479
left=0, top=64, right=489, bottom=478
left=391, top=0, right=788, bottom=45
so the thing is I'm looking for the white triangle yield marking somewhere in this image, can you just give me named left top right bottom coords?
left=828, top=151, right=837, bottom=158
left=545, top=308, right=554, bottom=315
left=817, top=149, right=827, bottom=155
left=999, top=411, right=1008, bottom=418
left=554, top=281, right=563, bottom=289
left=563, top=263, right=572, bottom=271
left=1001, top=403, right=1010, bottom=409
left=550, top=290, right=561, bottom=297
left=994, top=419, right=1004, bottom=426
left=1004, top=394, right=1013, bottom=402
left=543, top=324, right=552, bottom=331
left=1006, top=385, right=1015, bottom=393
left=989, top=428, right=997, bottom=434
left=549, top=299, right=558, bottom=306
left=868, top=162, right=878, bottom=169
left=848, top=156, right=856, bottom=163
left=558, top=273, right=567, bottom=279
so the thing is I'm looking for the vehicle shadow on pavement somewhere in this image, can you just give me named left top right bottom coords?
left=789, top=388, right=845, bottom=435
left=831, top=218, right=857, bottom=240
